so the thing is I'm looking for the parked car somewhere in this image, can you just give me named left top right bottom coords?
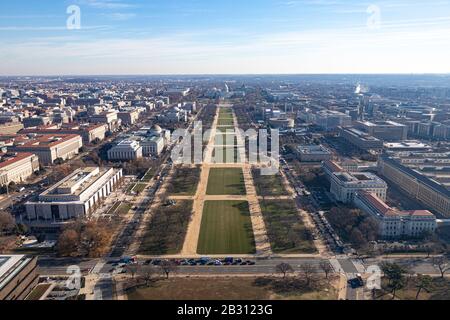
left=151, top=259, right=162, bottom=266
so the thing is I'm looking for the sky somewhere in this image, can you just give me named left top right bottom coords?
left=1, top=0, right=450, bottom=75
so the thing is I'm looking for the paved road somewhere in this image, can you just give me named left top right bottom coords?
left=37, top=256, right=363, bottom=276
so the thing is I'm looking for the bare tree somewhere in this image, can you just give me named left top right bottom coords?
left=432, top=256, right=449, bottom=278
left=319, top=261, right=333, bottom=280
left=275, top=263, right=294, bottom=279
left=125, top=264, right=141, bottom=281
left=139, top=266, right=157, bottom=287
left=0, top=212, right=15, bottom=236
left=159, top=260, right=178, bottom=279
left=56, top=229, right=80, bottom=257
left=299, top=263, right=316, bottom=287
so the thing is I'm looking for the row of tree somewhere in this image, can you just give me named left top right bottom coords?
left=275, top=261, right=334, bottom=286
left=380, top=259, right=449, bottom=300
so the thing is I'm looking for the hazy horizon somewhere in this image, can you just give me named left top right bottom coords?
left=1, top=0, right=450, bottom=75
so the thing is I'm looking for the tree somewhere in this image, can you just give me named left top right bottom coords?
left=415, top=274, right=433, bottom=300
left=0, top=212, right=15, bottom=235
left=139, top=266, right=157, bottom=287
left=57, top=229, right=80, bottom=257
left=390, top=276, right=406, bottom=300
left=79, top=221, right=110, bottom=257
left=7, top=182, right=18, bottom=193
left=299, top=263, right=316, bottom=287
left=159, top=260, right=177, bottom=279
left=319, top=261, right=333, bottom=280
left=381, top=262, right=406, bottom=299
left=432, top=256, right=449, bottom=278
left=54, top=158, right=65, bottom=165
left=125, top=264, right=140, bottom=281
left=275, top=263, right=293, bottom=279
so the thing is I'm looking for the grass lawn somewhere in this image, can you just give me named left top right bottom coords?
left=217, top=118, right=235, bottom=126
left=106, top=201, right=122, bottom=215
left=206, top=168, right=246, bottom=195
left=215, top=133, right=237, bottom=146
left=260, top=200, right=316, bottom=254
left=219, top=108, right=233, bottom=117
left=167, top=166, right=201, bottom=196
left=132, top=183, right=147, bottom=194
left=139, top=201, right=193, bottom=255
left=116, top=203, right=132, bottom=215
left=126, top=183, right=136, bottom=193
left=197, top=201, right=255, bottom=254
left=212, top=147, right=241, bottom=163
left=141, top=168, right=156, bottom=182
left=127, top=277, right=338, bottom=300
left=216, top=125, right=235, bottom=130
left=25, top=284, right=52, bottom=300
left=252, top=169, right=288, bottom=196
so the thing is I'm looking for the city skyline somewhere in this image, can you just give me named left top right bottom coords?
left=1, top=0, right=450, bottom=75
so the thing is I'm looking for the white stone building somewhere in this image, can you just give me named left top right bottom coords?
left=107, top=140, right=143, bottom=161
left=354, top=191, right=437, bottom=238
left=330, top=171, right=387, bottom=203
left=25, top=167, right=123, bottom=221
left=0, top=152, right=40, bottom=186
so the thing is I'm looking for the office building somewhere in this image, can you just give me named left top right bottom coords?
left=0, top=255, right=39, bottom=300
left=21, top=123, right=107, bottom=144
left=9, top=134, right=82, bottom=165
left=330, top=171, right=387, bottom=203
left=354, top=191, right=437, bottom=238
left=355, top=120, right=408, bottom=141
left=25, top=167, right=123, bottom=221
left=314, top=110, right=352, bottom=131
left=141, top=136, right=164, bottom=157
left=107, top=140, right=143, bottom=161
left=89, top=111, right=121, bottom=132
left=118, top=110, right=140, bottom=126
left=0, top=152, right=40, bottom=186
left=378, top=155, right=450, bottom=217
left=297, top=145, right=332, bottom=162
left=340, top=127, right=384, bottom=151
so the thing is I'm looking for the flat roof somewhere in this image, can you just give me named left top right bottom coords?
left=0, top=255, right=31, bottom=291
left=13, top=134, right=80, bottom=148
left=0, top=152, right=35, bottom=170
left=40, top=167, right=112, bottom=198
left=359, top=120, right=405, bottom=127
left=341, top=127, right=382, bottom=142
left=297, top=145, right=331, bottom=154
left=381, top=155, right=450, bottom=197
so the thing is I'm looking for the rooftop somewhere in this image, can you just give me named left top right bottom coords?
left=0, top=152, right=35, bottom=170
left=0, top=255, right=33, bottom=291
left=334, top=171, right=386, bottom=185
left=297, top=145, right=331, bottom=155
left=357, top=191, right=435, bottom=218
left=359, top=120, right=406, bottom=127
left=12, top=134, right=81, bottom=148
left=39, top=167, right=113, bottom=198
left=341, top=127, right=382, bottom=142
